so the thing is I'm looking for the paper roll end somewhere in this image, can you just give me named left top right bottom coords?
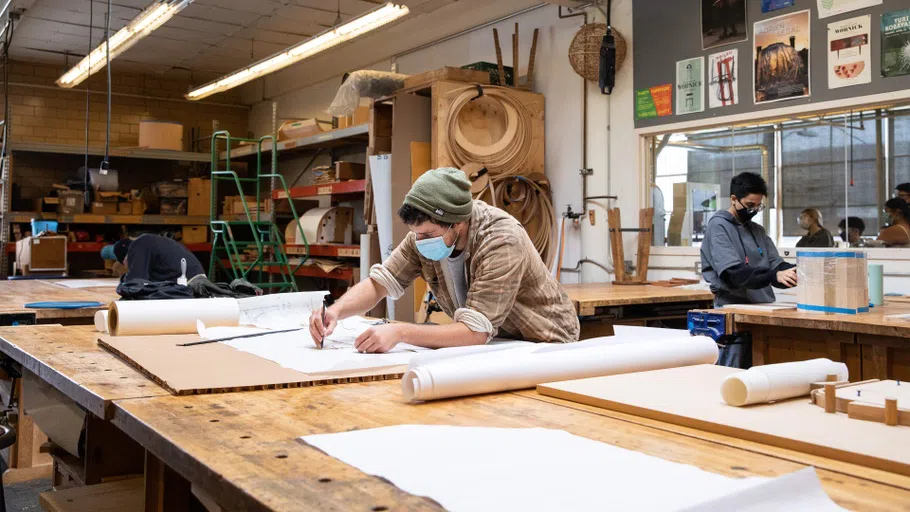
left=401, top=370, right=421, bottom=402
left=94, top=310, right=109, bottom=334
left=107, top=302, right=119, bottom=336
left=721, top=374, right=749, bottom=406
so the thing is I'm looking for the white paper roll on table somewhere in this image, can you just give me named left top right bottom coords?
left=402, top=335, right=719, bottom=402
left=720, top=358, right=848, bottom=407
left=94, top=310, right=109, bottom=333
left=108, top=298, right=241, bottom=336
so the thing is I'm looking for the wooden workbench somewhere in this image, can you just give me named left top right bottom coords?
left=0, top=280, right=117, bottom=324
left=563, top=283, right=714, bottom=338
left=0, top=325, right=906, bottom=510
left=724, top=302, right=910, bottom=381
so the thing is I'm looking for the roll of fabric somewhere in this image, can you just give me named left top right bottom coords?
left=402, top=335, right=719, bottom=402
left=720, top=358, right=848, bottom=407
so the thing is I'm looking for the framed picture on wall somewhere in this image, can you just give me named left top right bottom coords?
left=701, top=0, right=748, bottom=50
left=754, top=10, right=811, bottom=104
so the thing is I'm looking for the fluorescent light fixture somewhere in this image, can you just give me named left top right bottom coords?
left=186, top=2, right=409, bottom=100
left=56, top=0, right=192, bottom=88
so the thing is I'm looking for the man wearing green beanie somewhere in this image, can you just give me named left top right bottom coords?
left=309, top=167, right=579, bottom=353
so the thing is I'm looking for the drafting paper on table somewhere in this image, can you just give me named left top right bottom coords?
left=675, top=57, right=705, bottom=115
left=708, top=49, right=738, bottom=108
left=236, top=291, right=327, bottom=328
left=828, top=15, right=871, bottom=89
left=301, top=425, right=843, bottom=512
left=368, top=153, right=395, bottom=318
left=882, top=8, right=910, bottom=78
left=754, top=10, right=811, bottom=104
left=818, top=0, right=881, bottom=19
left=53, top=279, right=119, bottom=289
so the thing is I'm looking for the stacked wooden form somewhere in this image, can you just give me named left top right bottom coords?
left=796, top=249, right=869, bottom=315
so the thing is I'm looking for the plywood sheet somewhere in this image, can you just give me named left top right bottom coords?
left=538, top=365, right=910, bottom=476
left=98, top=334, right=406, bottom=395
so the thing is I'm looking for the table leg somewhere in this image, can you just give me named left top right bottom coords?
left=145, top=451, right=192, bottom=512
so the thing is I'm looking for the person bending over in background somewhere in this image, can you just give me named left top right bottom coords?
left=796, top=208, right=834, bottom=248
left=113, top=234, right=205, bottom=283
left=896, top=183, right=910, bottom=202
left=309, top=167, right=579, bottom=353
left=837, top=217, right=866, bottom=247
left=878, top=198, right=910, bottom=247
left=700, top=172, right=796, bottom=368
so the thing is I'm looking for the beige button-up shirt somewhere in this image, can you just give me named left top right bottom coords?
left=370, top=200, right=580, bottom=343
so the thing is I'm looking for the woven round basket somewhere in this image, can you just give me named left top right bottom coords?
left=568, top=23, right=627, bottom=82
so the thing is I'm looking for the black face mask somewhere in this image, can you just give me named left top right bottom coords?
left=734, top=200, right=759, bottom=223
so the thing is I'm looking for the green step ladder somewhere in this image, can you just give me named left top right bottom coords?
left=208, top=131, right=309, bottom=291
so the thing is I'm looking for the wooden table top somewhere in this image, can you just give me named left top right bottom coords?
left=0, top=280, right=117, bottom=320
left=563, top=283, right=714, bottom=315
left=111, top=382, right=910, bottom=511
left=0, top=325, right=168, bottom=419
left=729, top=302, right=910, bottom=338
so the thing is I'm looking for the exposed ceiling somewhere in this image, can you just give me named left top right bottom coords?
left=6, top=0, right=397, bottom=82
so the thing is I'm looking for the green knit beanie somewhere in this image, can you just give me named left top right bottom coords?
left=403, top=167, right=473, bottom=223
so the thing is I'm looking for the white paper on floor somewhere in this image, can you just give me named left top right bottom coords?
left=301, top=425, right=844, bottom=512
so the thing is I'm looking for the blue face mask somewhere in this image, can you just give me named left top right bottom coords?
left=416, top=226, right=457, bottom=261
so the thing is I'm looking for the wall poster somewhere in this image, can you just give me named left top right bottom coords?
left=817, top=0, right=882, bottom=20
left=709, top=49, right=739, bottom=107
left=828, top=15, right=871, bottom=88
left=882, top=8, right=910, bottom=78
left=754, top=10, right=811, bottom=104
left=676, top=57, right=705, bottom=115
left=762, top=0, right=794, bottom=13
left=635, top=84, right=673, bottom=120
left=701, top=0, right=748, bottom=50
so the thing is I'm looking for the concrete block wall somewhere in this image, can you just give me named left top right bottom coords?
left=1, top=61, right=249, bottom=150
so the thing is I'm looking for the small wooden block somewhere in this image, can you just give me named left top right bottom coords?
left=826, top=373, right=839, bottom=382
left=885, top=398, right=899, bottom=426
left=824, top=383, right=837, bottom=413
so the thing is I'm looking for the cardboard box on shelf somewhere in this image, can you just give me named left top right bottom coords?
left=352, top=106, right=370, bottom=126
left=15, top=236, right=67, bottom=273
left=335, top=161, right=366, bottom=180
left=118, top=202, right=132, bottom=215
left=278, top=119, right=323, bottom=140
left=182, top=226, right=208, bottom=244
left=139, top=120, right=184, bottom=151
left=131, top=198, right=147, bottom=215
left=57, top=190, right=84, bottom=215
left=90, top=201, right=118, bottom=215
left=188, top=178, right=212, bottom=216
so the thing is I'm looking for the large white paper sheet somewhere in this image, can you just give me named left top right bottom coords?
left=53, top=278, right=119, bottom=288
left=301, top=425, right=843, bottom=512
left=237, top=291, right=327, bottom=328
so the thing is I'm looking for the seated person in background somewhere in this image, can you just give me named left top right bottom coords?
left=113, top=234, right=205, bottom=282
left=701, top=172, right=797, bottom=369
left=309, top=167, right=580, bottom=353
left=795, top=208, right=834, bottom=248
left=896, top=183, right=910, bottom=202
left=837, top=217, right=866, bottom=246
left=878, top=198, right=910, bottom=247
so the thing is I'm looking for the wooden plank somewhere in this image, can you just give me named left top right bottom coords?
left=0, top=325, right=167, bottom=419
left=562, top=282, right=714, bottom=313
left=0, top=281, right=116, bottom=321
left=637, top=208, right=654, bottom=282
left=732, top=303, right=910, bottom=339
left=402, top=67, right=490, bottom=89
left=145, top=452, right=191, bottom=512
left=112, top=381, right=910, bottom=511
left=747, top=325, right=861, bottom=381
left=539, top=365, right=910, bottom=477
left=98, top=334, right=406, bottom=395
left=40, top=478, right=143, bottom=512
left=607, top=208, right=625, bottom=282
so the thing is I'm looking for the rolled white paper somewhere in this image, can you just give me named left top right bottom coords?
left=108, top=298, right=241, bottom=336
left=720, top=358, right=848, bottom=407
left=94, top=310, right=109, bottom=333
left=402, top=335, right=719, bottom=402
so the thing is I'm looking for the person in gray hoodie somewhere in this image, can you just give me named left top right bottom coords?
left=700, top=172, right=797, bottom=368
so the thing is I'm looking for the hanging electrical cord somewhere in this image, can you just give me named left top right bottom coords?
left=83, top=0, right=93, bottom=201
left=101, top=0, right=112, bottom=174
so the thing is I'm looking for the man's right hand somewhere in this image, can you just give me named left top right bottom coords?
left=776, top=268, right=797, bottom=288
left=309, top=307, right=338, bottom=348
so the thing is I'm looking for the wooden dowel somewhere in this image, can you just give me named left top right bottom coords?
left=527, top=28, right=539, bottom=90
left=513, top=23, right=519, bottom=87
left=826, top=373, right=838, bottom=382
left=493, top=29, right=505, bottom=86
